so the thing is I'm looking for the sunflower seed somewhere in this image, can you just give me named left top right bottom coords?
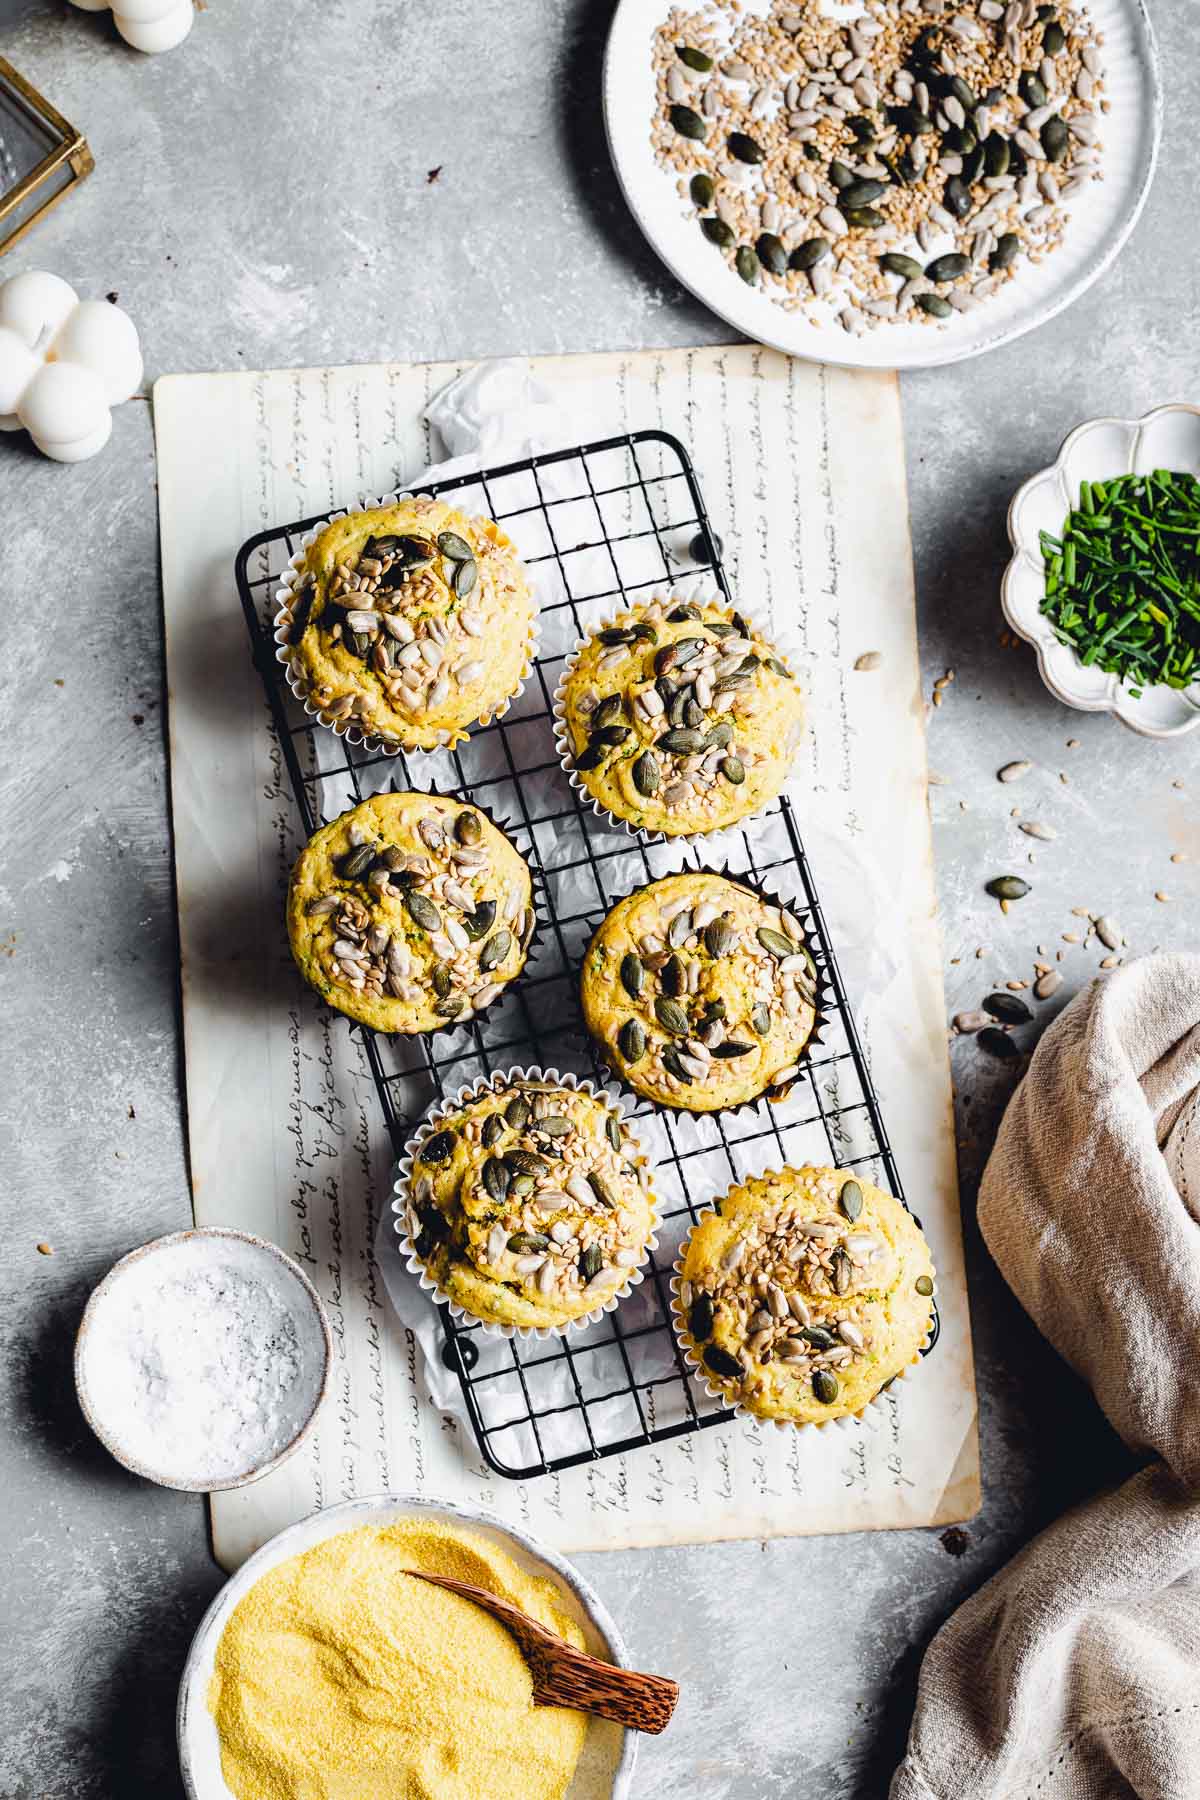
left=1096, top=916, right=1122, bottom=951
left=998, top=760, right=1032, bottom=782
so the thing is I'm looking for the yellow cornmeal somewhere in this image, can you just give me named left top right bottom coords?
left=557, top=595, right=804, bottom=837
left=580, top=872, right=817, bottom=1113
left=408, top=1079, right=658, bottom=1330
left=676, top=1165, right=936, bottom=1425
left=207, top=1517, right=587, bottom=1800
left=284, top=497, right=535, bottom=751
left=287, top=792, right=534, bottom=1035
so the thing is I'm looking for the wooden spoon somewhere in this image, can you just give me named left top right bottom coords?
left=406, top=1570, right=679, bottom=1734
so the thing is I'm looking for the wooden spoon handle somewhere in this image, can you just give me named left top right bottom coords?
left=534, top=1645, right=679, bottom=1735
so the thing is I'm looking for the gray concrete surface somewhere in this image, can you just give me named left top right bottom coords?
left=0, top=0, right=1196, bottom=1794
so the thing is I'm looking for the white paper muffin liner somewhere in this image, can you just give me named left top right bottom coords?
left=391, top=1066, right=662, bottom=1342
left=288, top=788, right=544, bottom=1039
left=273, top=490, right=539, bottom=758
left=551, top=591, right=805, bottom=848
left=582, top=862, right=830, bottom=1121
left=669, top=1181, right=936, bottom=1435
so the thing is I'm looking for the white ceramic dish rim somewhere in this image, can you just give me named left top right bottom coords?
left=392, top=1066, right=662, bottom=1342
left=670, top=1188, right=935, bottom=1431
left=602, top=0, right=1163, bottom=371
left=272, top=490, right=539, bottom=756
left=73, top=1226, right=333, bottom=1494
left=550, top=592, right=805, bottom=850
left=176, top=1491, right=639, bottom=1800
left=1001, top=403, right=1200, bottom=739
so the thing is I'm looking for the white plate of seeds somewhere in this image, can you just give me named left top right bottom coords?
left=604, top=0, right=1161, bottom=368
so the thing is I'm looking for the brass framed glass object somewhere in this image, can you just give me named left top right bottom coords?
left=0, top=60, right=93, bottom=256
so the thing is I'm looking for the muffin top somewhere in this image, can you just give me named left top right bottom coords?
left=677, top=1166, right=936, bottom=1425
left=405, top=1080, right=658, bottom=1331
left=283, top=497, right=535, bottom=750
left=558, top=595, right=804, bottom=837
left=580, top=872, right=817, bottom=1113
left=287, top=792, right=534, bottom=1035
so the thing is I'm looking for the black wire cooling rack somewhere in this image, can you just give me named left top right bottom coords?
left=236, top=428, right=938, bottom=1482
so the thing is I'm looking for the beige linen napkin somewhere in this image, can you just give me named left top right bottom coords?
left=892, top=954, right=1200, bottom=1800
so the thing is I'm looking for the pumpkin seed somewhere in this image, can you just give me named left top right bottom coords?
left=538, top=1115, right=572, bottom=1138
left=509, top=1173, right=534, bottom=1197
left=888, top=104, right=934, bottom=136
left=670, top=103, right=706, bottom=140
left=669, top=603, right=703, bottom=623
left=620, top=951, right=644, bottom=999
left=915, top=1274, right=935, bottom=1297
left=420, top=1129, right=456, bottom=1164
left=661, top=953, right=685, bottom=999
left=507, top=1149, right=548, bottom=1177
left=508, top=1231, right=550, bottom=1253
left=667, top=909, right=693, bottom=948
left=482, top=1113, right=504, bottom=1148
left=462, top=899, right=497, bottom=941
left=340, top=844, right=376, bottom=880
left=828, top=159, right=855, bottom=190
left=713, top=672, right=752, bottom=696
left=756, top=232, right=788, bottom=276
left=437, top=530, right=473, bottom=562
left=986, top=874, right=1030, bottom=900
left=978, top=1026, right=1022, bottom=1061
left=704, top=1344, right=742, bottom=1380
left=789, top=237, right=830, bottom=271
left=705, top=722, right=735, bottom=749
left=588, top=1172, right=617, bottom=1210
left=812, top=1370, right=839, bottom=1404
left=842, top=178, right=886, bottom=209
left=728, top=130, right=763, bottom=163
left=480, top=929, right=513, bottom=972
left=593, top=723, right=632, bottom=747
left=593, top=694, right=624, bottom=730
left=1019, top=70, right=1047, bottom=109
left=881, top=252, right=924, bottom=280
left=656, top=637, right=703, bottom=676
left=983, top=991, right=1033, bottom=1025
left=655, top=996, right=690, bottom=1035
left=802, top=1325, right=837, bottom=1351
left=844, top=206, right=884, bottom=228
left=580, top=1245, right=604, bottom=1282
left=431, top=962, right=452, bottom=999
left=990, top=232, right=1021, bottom=272
left=598, top=626, right=636, bottom=646
left=925, top=253, right=970, bottom=282
left=396, top=535, right=436, bottom=567
left=1041, top=115, right=1068, bottom=162
left=757, top=927, right=794, bottom=960
left=764, top=656, right=791, bottom=679
left=943, top=176, right=971, bottom=219
left=721, top=756, right=745, bottom=785
left=712, top=1040, right=754, bottom=1058
left=705, top=919, right=734, bottom=959
left=916, top=293, right=953, bottom=318
left=435, top=995, right=465, bottom=1019
left=633, top=751, right=661, bottom=797
left=735, top=245, right=759, bottom=284
left=483, top=1157, right=510, bottom=1202
left=690, top=172, right=715, bottom=208
left=454, top=559, right=478, bottom=599
left=1043, top=19, right=1065, bottom=54
left=839, top=1178, right=864, bottom=1222
left=606, top=1116, right=622, bottom=1152
left=576, top=741, right=609, bottom=772
left=619, top=1019, right=646, bottom=1063
left=658, top=727, right=706, bottom=755
left=751, top=1003, right=771, bottom=1035
left=677, top=43, right=712, bottom=71
left=689, top=1291, right=714, bottom=1342
left=405, top=891, right=442, bottom=932
left=661, top=1046, right=694, bottom=1085
left=455, top=810, right=482, bottom=845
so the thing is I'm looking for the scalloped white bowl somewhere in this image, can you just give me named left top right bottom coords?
left=1002, top=405, right=1200, bottom=739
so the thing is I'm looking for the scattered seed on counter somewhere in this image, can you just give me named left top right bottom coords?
left=1100, top=955, right=1119, bottom=969
left=1066, top=738, right=1080, bottom=748
left=998, top=760, right=1032, bottom=782
left=953, top=1010, right=991, bottom=1032
left=1019, top=820, right=1056, bottom=840
left=1095, top=915, right=1122, bottom=949
left=1171, top=852, right=1188, bottom=864
left=36, top=1242, right=54, bottom=1256
left=1155, top=891, right=1170, bottom=903
left=1034, top=970, right=1063, bottom=999
left=854, top=650, right=883, bottom=670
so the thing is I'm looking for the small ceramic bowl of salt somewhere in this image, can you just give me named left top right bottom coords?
left=75, top=1227, right=332, bottom=1492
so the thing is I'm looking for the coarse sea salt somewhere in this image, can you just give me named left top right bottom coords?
left=79, top=1234, right=327, bottom=1486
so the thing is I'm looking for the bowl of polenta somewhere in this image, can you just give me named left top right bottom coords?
left=179, top=1494, right=637, bottom=1800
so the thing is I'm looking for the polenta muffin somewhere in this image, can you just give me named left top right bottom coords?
left=402, top=1078, right=658, bottom=1331
left=581, top=872, right=819, bottom=1113
left=279, top=496, right=535, bottom=750
left=675, top=1166, right=935, bottom=1425
left=554, top=595, right=804, bottom=837
left=287, top=792, right=534, bottom=1034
